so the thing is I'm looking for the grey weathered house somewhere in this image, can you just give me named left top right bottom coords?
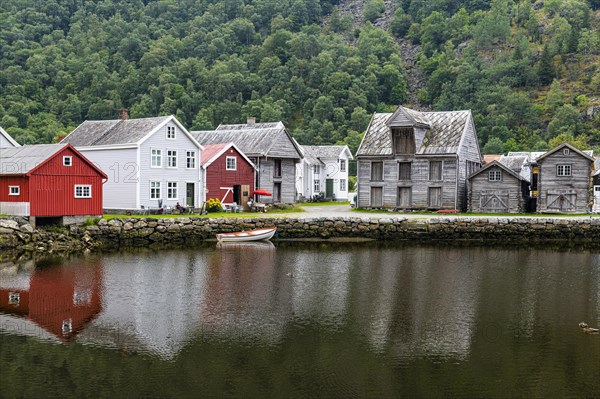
left=468, top=157, right=529, bottom=213
left=192, top=119, right=303, bottom=203
left=593, top=158, right=600, bottom=213
left=356, top=106, right=482, bottom=210
left=536, top=143, right=594, bottom=213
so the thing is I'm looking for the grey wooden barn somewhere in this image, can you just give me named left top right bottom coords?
left=536, top=143, right=595, bottom=213
left=192, top=119, right=303, bottom=204
left=468, top=158, right=529, bottom=213
left=356, top=106, right=482, bottom=211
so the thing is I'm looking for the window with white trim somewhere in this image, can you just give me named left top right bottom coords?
left=150, top=181, right=161, bottom=199
left=74, top=185, right=91, bottom=198
left=557, top=164, right=571, bottom=176
left=314, top=179, right=320, bottom=192
left=167, top=182, right=178, bottom=199
left=563, top=148, right=570, bottom=156
left=340, top=160, right=346, bottom=172
left=488, top=170, right=502, bottom=181
left=63, top=156, right=72, bottom=166
left=62, top=319, right=72, bottom=335
left=167, top=126, right=176, bottom=139
left=313, top=165, right=320, bottom=174
left=226, top=156, right=237, bottom=170
left=340, top=179, right=346, bottom=191
left=151, top=149, right=162, bottom=167
left=186, top=151, right=196, bottom=169
left=8, top=186, right=20, bottom=196
left=8, top=292, right=20, bottom=305
left=167, top=150, right=177, bottom=168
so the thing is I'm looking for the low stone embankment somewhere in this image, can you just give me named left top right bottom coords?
left=1, top=216, right=600, bottom=253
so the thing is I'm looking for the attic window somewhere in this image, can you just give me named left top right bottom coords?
left=340, top=160, right=346, bottom=172
left=557, top=164, right=571, bottom=177
left=226, top=156, right=237, bottom=171
left=392, top=128, right=416, bottom=155
left=488, top=170, right=502, bottom=181
left=63, top=156, right=72, bottom=166
left=563, top=148, right=570, bottom=156
left=167, top=126, right=176, bottom=139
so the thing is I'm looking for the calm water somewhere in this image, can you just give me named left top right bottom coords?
left=0, top=242, right=599, bottom=399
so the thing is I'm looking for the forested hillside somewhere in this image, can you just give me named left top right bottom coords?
left=1, top=0, right=599, bottom=154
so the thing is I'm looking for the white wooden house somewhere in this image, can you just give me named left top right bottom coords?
left=0, top=127, right=20, bottom=148
left=296, top=145, right=353, bottom=201
left=62, top=113, right=203, bottom=211
left=356, top=106, right=482, bottom=210
left=192, top=118, right=303, bottom=204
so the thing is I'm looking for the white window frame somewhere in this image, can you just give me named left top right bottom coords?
left=62, top=319, right=72, bottom=335
left=340, top=179, right=346, bottom=191
left=556, top=164, right=571, bottom=177
left=488, top=170, right=502, bottom=181
left=563, top=148, right=570, bottom=156
left=151, top=149, right=162, bottom=168
left=314, top=179, right=320, bottom=192
left=8, top=186, right=20, bottom=196
left=167, top=150, right=177, bottom=168
left=166, top=126, right=176, bottom=140
left=226, top=156, right=237, bottom=171
left=74, top=185, right=92, bottom=198
left=63, top=156, right=72, bottom=166
left=8, top=292, right=20, bottom=305
left=313, top=165, right=320, bottom=174
left=167, top=181, right=178, bottom=199
left=186, top=151, right=196, bottom=169
left=150, top=181, right=161, bottom=199
left=340, top=160, right=346, bottom=172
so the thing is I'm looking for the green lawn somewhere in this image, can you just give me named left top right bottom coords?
left=351, top=208, right=600, bottom=217
left=299, top=201, right=350, bottom=207
left=102, top=206, right=305, bottom=220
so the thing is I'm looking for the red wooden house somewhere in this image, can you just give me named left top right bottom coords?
left=201, top=143, right=256, bottom=207
left=0, top=143, right=107, bottom=223
left=0, top=261, right=102, bottom=342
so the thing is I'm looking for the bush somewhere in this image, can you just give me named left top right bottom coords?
left=84, top=217, right=100, bottom=226
left=205, top=198, right=222, bottom=213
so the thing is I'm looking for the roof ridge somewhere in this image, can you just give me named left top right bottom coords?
left=89, top=119, right=125, bottom=146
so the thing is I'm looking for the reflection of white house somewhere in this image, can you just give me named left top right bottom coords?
left=62, top=112, right=203, bottom=210
left=0, top=127, right=20, bottom=148
left=296, top=145, right=353, bottom=201
left=593, top=157, right=600, bottom=213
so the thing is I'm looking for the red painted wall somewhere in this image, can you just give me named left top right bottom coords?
left=0, top=176, right=29, bottom=202
left=206, top=147, right=255, bottom=203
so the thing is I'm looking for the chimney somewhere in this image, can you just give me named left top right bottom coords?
left=247, top=116, right=255, bottom=126
left=118, top=108, right=129, bottom=120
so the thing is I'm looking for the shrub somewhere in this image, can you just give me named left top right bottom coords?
left=205, top=198, right=222, bottom=213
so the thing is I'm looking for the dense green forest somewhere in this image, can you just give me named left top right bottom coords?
left=0, top=0, right=599, bottom=155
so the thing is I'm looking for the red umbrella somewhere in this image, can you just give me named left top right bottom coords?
left=252, top=189, right=272, bottom=196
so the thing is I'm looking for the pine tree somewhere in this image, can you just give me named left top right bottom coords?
left=538, top=44, right=555, bottom=85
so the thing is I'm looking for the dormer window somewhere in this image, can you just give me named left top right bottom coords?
left=392, top=128, right=416, bottom=155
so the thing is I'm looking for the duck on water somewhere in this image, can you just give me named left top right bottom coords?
left=579, top=322, right=599, bottom=334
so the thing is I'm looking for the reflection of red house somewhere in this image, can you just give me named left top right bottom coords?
left=0, top=143, right=107, bottom=222
left=202, top=143, right=256, bottom=206
left=0, top=262, right=102, bottom=341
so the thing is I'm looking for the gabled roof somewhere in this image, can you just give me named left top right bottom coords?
left=387, top=105, right=431, bottom=128
left=499, top=155, right=530, bottom=181
left=536, top=142, right=595, bottom=163
left=192, top=121, right=302, bottom=159
left=506, top=151, right=546, bottom=162
left=200, top=142, right=256, bottom=170
left=0, top=126, right=20, bottom=147
left=357, top=108, right=472, bottom=156
left=483, top=155, right=502, bottom=164
left=0, top=143, right=107, bottom=178
left=468, top=160, right=526, bottom=182
left=300, top=145, right=353, bottom=161
left=594, top=157, right=600, bottom=177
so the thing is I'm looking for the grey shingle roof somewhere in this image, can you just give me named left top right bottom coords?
left=301, top=145, right=350, bottom=160
left=469, top=160, right=526, bottom=182
left=298, top=146, right=324, bottom=165
left=358, top=109, right=471, bottom=156
left=62, top=116, right=171, bottom=146
left=0, top=144, right=67, bottom=175
left=499, top=155, right=527, bottom=174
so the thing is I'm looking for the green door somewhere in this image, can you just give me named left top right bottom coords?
left=326, top=179, right=334, bottom=199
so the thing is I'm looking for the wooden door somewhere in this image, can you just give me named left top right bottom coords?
left=241, top=185, right=250, bottom=208
left=326, top=179, right=334, bottom=199
left=547, top=193, right=576, bottom=212
left=480, top=191, right=508, bottom=213
left=273, top=183, right=281, bottom=202
left=186, top=183, right=194, bottom=207
left=370, top=187, right=383, bottom=207
left=428, top=187, right=442, bottom=208
left=397, top=187, right=411, bottom=208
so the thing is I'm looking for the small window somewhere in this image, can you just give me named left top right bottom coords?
left=73, top=290, right=92, bottom=306
left=167, top=150, right=177, bottom=168
left=313, top=165, right=320, bottom=174
left=151, top=149, right=162, bottom=168
left=274, top=159, right=282, bottom=178
left=314, top=179, right=320, bottom=192
left=557, top=164, right=571, bottom=177
left=74, top=185, right=92, bottom=198
left=398, top=162, right=411, bottom=181
left=8, top=186, right=20, bottom=196
left=488, top=170, right=502, bottom=181
left=62, top=319, right=72, bottom=335
left=167, top=182, right=178, bottom=199
left=340, top=160, right=346, bottom=172
left=166, top=126, right=176, bottom=139
left=429, top=161, right=443, bottom=181
left=63, top=156, right=72, bottom=166
left=186, top=151, right=196, bottom=169
left=226, top=156, right=237, bottom=171
left=371, top=162, right=383, bottom=181
left=340, top=179, right=346, bottom=191
left=150, top=181, right=161, bottom=199
left=563, top=148, right=570, bottom=156
left=8, top=292, right=20, bottom=305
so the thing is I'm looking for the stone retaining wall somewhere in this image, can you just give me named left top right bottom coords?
left=2, top=216, right=599, bottom=253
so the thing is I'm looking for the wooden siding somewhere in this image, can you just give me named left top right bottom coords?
left=468, top=166, right=525, bottom=213
left=29, top=175, right=103, bottom=216
left=0, top=134, right=17, bottom=148
left=205, top=147, right=254, bottom=204
left=457, top=116, right=482, bottom=211
left=265, top=131, right=302, bottom=159
left=537, top=150, right=593, bottom=213
left=78, top=147, right=138, bottom=209
left=0, top=176, right=29, bottom=202
left=257, top=158, right=296, bottom=203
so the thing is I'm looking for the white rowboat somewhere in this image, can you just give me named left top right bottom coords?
left=216, top=227, right=277, bottom=242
